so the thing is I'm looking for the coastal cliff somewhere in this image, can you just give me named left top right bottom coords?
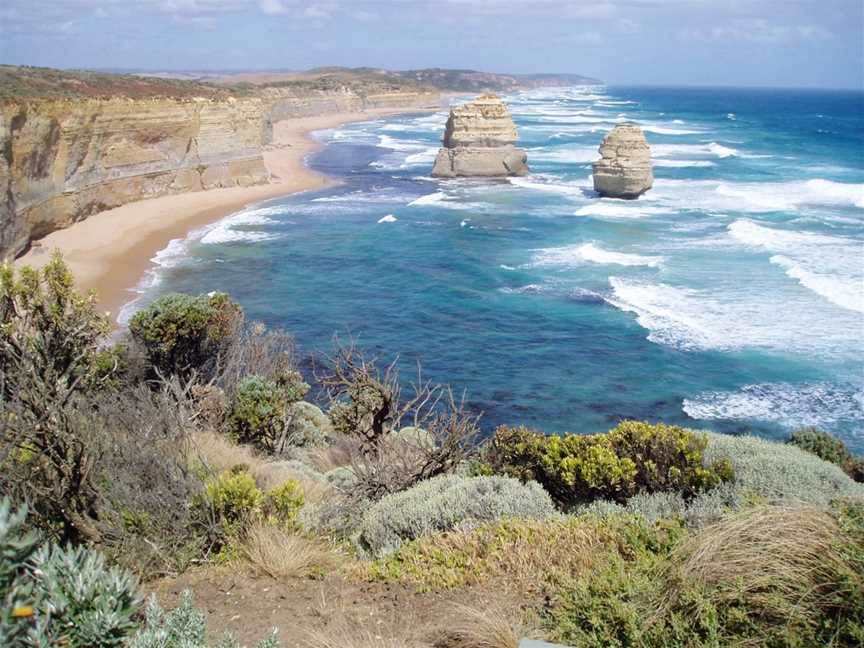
left=0, top=97, right=270, bottom=258
left=0, top=66, right=438, bottom=260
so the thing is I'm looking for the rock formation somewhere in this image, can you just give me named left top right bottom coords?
left=431, top=94, right=528, bottom=178
left=592, top=123, right=653, bottom=199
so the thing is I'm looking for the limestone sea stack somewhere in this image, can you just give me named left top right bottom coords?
left=592, top=123, right=653, bottom=198
left=431, top=94, right=528, bottom=178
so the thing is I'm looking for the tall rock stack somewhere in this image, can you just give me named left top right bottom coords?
left=431, top=94, right=528, bottom=178
left=592, top=123, right=653, bottom=199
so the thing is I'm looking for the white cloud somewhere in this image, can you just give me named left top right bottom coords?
left=679, top=19, right=833, bottom=44
left=258, top=0, right=288, bottom=15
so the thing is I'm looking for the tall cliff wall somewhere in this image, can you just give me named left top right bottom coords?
left=0, top=88, right=437, bottom=259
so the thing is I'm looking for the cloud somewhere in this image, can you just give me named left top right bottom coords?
left=258, top=0, right=289, bottom=15
left=679, top=19, right=833, bottom=44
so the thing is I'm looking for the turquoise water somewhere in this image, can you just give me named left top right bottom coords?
left=125, top=86, right=864, bottom=451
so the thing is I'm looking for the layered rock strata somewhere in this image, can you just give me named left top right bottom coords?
left=0, top=89, right=437, bottom=259
left=592, top=123, right=653, bottom=198
left=431, top=94, right=528, bottom=178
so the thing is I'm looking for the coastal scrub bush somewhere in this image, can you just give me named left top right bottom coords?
left=198, top=469, right=264, bottom=532
left=131, top=590, right=280, bottom=648
left=0, top=255, right=116, bottom=544
left=545, top=504, right=864, bottom=647
left=319, top=341, right=480, bottom=499
left=353, top=474, right=556, bottom=558
left=227, top=372, right=310, bottom=453
left=263, top=479, right=305, bottom=528
left=0, top=499, right=143, bottom=648
left=129, top=292, right=243, bottom=381
left=484, top=421, right=732, bottom=508
left=790, top=426, right=864, bottom=482
left=704, top=431, right=864, bottom=504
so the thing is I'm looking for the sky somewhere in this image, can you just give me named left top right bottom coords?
left=1, top=1, right=862, bottom=89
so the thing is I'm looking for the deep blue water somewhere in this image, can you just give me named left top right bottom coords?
left=123, top=86, right=864, bottom=451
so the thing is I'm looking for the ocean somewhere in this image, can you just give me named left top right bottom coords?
left=122, top=86, right=864, bottom=452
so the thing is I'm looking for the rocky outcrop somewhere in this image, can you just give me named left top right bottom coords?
left=431, top=94, right=528, bottom=178
left=592, top=123, right=653, bottom=198
left=0, top=88, right=438, bottom=260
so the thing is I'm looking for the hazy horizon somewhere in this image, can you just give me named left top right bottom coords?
left=1, top=1, right=862, bottom=90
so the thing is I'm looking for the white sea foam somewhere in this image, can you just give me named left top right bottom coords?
left=606, top=276, right=862, bottom=357
left=641, top=125, right=701, bottom=135
left=530, top=243, right=663, bottom=268
left=728, top=219, right=864, bottom=313
left=198, top=209, right=280, bottom=245
left=653, top=159, right=716, bottom=168
left=574, top=202, right=669, bottom=219
left=509, top=175, right=591, bottom=198
left=707, top=142, right=739, bottom=158
left=528, top=146, right=598, bottom=164
left=683, top=383, right=864, bottom=428
left=377, top=214, right=398, bottom=223
left=646, top=178, right=864, bottom=213
left=499, top=284, right=546, bottom=295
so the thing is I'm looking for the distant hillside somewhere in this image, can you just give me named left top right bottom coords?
left=395, top=68, right=603, bottom=91
left=0, top=65, right=432, bottom=102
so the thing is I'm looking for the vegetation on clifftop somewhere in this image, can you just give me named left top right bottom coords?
left=1, top=255, right=862, bottom=646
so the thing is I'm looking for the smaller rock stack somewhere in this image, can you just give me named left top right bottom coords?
left=431, top=94, right=529, bottom=178
left=592, top=123, right=653, bottom=198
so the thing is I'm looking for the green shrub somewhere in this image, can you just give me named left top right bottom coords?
left=1, top=255, right=115, bottom=544
left=263, top=480, right=304, bottom=528
left=199, top=469, right=263, bottom=531
left=129, top=292, right=242, bottom=380
left=353, top=474, right=556, bottom=558
left=131, top=591, right=280, bottom=648
left=485, top=421, right=733, bottom=508
left=790, top=427, right=864, bottom=483
left=704, top=432, right=864, bottom=505
left=227, top=373, right=310, bottom=453
left=0, top=498, right=143, bottom=647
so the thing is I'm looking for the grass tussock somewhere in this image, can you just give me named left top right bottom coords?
left=240, top=523, right=342, bottom=579
left=432, top=601, right=529, bottom=648
left=368, top=517, right=614, bottom=591
left=192, top=430, right=267, bottom=477
left=297, top=614, right=425, bottom=648
left=662, top=504, right=864, bottom=628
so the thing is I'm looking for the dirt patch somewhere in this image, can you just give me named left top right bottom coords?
left=150, top=567, right=536, bottom=646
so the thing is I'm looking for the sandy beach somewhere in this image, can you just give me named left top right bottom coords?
left=15, top=106, right=438, bottom=321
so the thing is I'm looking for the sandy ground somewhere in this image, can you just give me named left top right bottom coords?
left=16, top=105, right=439, bottom=321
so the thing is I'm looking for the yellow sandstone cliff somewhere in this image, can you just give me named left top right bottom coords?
left=0, top=86, right=436, bottom=259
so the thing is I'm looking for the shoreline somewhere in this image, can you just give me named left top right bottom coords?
left=15, top=104, right=442, bottom=322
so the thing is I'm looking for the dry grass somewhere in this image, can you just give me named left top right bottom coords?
left=432, top=601, right=530, bottom=648
left=240, top=523, right=342, bottom=579
left=305, top=434, right=359, bottom=473
left=662, top=505, right=863, bottom=624
left=191, top=430, right=267, bottom=476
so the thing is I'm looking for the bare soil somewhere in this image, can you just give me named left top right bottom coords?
left=150, top=568, right=535, bottom=646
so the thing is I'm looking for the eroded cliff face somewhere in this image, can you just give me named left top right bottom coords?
left=0, top=97, right=269, bottom=258
left=0, top=87, right=437, bottom=259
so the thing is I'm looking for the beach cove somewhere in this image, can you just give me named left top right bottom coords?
left=14, top=106, right=442, bottom=319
